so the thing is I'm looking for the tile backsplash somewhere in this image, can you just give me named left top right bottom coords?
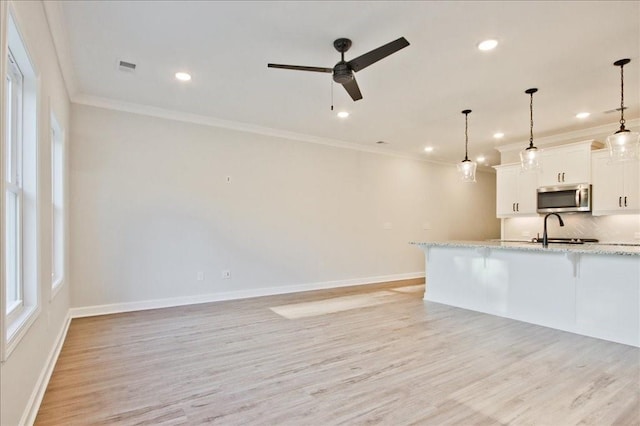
left=503, top=213, right=640, bottom=244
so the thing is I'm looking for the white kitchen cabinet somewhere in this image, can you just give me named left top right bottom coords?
left=591, top=150, right=640, bottom=215
left=538, top=141, right=601, bottom=186
left=495, top=164, right=537, bottom=217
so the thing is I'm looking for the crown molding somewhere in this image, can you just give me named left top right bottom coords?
left=495, top=118, right=640, bottom=154
left=42, top=0, right=79, bottom=99
left=73, top=93, right=460, bottom=166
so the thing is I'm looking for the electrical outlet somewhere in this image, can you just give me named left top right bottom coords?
left=222, top=270, right=231, bottom=279
left=197, top=271, right=204, bottom=281
left=422, top=222, right=432, bottom=230
left=383, top=222, right=392, bottom=230
left=522, top=231, right=531, bottom=237
left=634, top=232, right=640, bottom=240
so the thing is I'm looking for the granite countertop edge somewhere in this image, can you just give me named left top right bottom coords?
left=410, top=240, right=640, bottom=256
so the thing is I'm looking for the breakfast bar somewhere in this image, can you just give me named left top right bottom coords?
left=413, top=241, right=640, bottom=347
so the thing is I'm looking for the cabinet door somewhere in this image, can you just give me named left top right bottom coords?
left=539, top=145, right=591, bottom=186
left=622, top=160, right=640, bottom=212
left=496, top=167, right=519, bottom=217
left=540, top=151, right=563, bottom=186
left=591, top=153, right=623, bottom=215
left=516, top=169, right=538, bottom=214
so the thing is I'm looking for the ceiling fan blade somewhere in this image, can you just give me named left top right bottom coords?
left=347, top=37, right=410, bottom=73
left=268, top=63, right=333, bottom=73
left=342, top=77, right=363, bottom=101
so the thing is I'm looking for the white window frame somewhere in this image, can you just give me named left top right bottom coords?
left=50, top=112, right=64, bottom=297
left=4, top=49, right=24, bottom=323
left=0, top=0, right=6, bottom=361
left=3, top=9, right=40, bottom=360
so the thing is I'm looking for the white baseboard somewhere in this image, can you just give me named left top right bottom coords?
left=70, top=272, right=425, bottom=319
left=20, top=311, right=72, bottom=426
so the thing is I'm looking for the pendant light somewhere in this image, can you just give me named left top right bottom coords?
left=606, top=58, right=640, bottom=161
left=520, top=88, right=541, bottom=171
left=457, top=109, right=476, bottom=182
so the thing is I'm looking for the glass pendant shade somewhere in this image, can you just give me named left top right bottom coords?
left=520, top=146, right=540, bottom=171
left=458, top=159, right=477, bottom=182
left=521, top=88, right=541, bottom=171
left=606, top=59, right=640, bottom=161
left=607, top=130, right=640, bottom=161
left=458, top=109, right=476, bottom=182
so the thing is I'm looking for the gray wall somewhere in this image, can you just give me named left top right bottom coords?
left=69, top=103, right=500, bottom=308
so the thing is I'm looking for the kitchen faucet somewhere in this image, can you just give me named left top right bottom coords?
left=542, top=213, right=564, bottom=247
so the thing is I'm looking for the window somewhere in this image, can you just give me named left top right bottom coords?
left=5, top=49, right=23, bottom=321
left=3, top=11, right=39, bottom=357
left=51, top=113, right=64, bottom=292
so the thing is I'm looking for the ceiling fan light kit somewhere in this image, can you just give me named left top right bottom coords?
left=520, top=88, right=542, bottom=172
left=606, top=58, right=640, bottom=161
left=458, top=109, right=477, bottom=183
left=268, top=37, right=410, bottom=102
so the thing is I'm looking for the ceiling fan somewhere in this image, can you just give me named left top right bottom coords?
left=268, top=37, right=410, bottom=101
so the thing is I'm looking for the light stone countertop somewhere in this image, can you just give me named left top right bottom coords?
left=411, top=240, right=640, bottom=256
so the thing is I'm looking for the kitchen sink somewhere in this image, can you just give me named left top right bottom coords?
left=529, top=237, right=599, bottom=245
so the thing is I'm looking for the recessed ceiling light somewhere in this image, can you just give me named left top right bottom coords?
left=337, top=111, right=349, bottom=118
left=493, top=132, right=505, bottom=139
left=424, top=146, right=434, bottom=153
left=175, top=72, right=191, bottom=81
left=576, top=112, right=590, bottom=119
left=478, top=39, right=498, bottom=51
left=476, top=155, right=486, bottom=162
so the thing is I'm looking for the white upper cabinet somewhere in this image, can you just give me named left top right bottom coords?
left=495, top=164, right=538, bottom=218
left=591, top=150, right=640, bottom=216
left=538, top=141, right=601, bottom=187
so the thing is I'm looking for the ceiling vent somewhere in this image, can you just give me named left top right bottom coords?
left=118, top=60, right=137, bottom=72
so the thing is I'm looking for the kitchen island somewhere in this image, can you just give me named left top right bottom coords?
left=413, top=241, right=640, bottom=347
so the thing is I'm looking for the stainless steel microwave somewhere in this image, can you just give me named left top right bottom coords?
left=537, top=183, right=591, bottom=213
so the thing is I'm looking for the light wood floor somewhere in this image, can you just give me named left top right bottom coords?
left=36, top=279, right=640, bottom=425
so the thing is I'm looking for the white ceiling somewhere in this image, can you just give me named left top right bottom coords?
left=48, top=1, right=640, bottom=167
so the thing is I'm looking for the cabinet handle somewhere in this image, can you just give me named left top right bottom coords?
left=516, top=203, right=519, bottom=212
left=619, top=196, right=622, bottom=207
left=512, top=202, right=516, bottom=212
left=557, top=173, right=561, bottom=182
left=562, top=172, right=565, bottom=182
left=624, top=196, right=628, bottom=207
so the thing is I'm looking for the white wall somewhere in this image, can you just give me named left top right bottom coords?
left=0, top=1, right=71, bottom=425
left=70, top=103, right=500, bottom=309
